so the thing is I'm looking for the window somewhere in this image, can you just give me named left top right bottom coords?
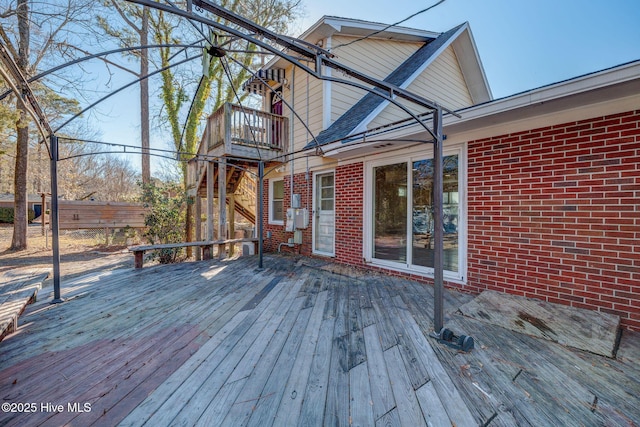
left=269, top=179, right=284, bottom=224
left=411, top=155, right=460, bottom=272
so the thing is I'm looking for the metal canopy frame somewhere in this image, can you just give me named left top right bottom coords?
left=0, top=0, right=465, bottom=338
left=125, top=0, right=454, bottom=333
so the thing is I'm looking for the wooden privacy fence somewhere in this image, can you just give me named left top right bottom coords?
left=57, top=200, right=147, bottom=230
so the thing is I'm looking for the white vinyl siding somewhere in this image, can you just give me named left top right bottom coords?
left=285, top=66, right=325, bottom=154
left=368, top=46, right=474, bottom=130
left=330, top=36, right=423, bottom=124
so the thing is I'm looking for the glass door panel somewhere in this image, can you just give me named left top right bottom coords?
left=373, top=162, right=407, bottom=263
left=314, top=172, right=335, bottom=255
left=412, top=155, right=459, bottom=272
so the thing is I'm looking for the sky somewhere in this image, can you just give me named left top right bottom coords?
left=89, top=0, right=640, bottom=176
left=297, top=0, right=640, bottom=98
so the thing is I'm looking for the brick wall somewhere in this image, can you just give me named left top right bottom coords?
left=335, top=162, right=364, bottom=265
left=262, top=173, right=313, bottom=255
left=263, top=164, right=366, bottom=260
left=467, top=110, right=640, bottom=331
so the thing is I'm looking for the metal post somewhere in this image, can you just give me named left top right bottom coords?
left=40, top=192, right=45, bottom=236
left=257, top=161, right=264, bottom=269
left=50, top=134, right=64, bottom=304
left=433, top=108, right=444, bottom=332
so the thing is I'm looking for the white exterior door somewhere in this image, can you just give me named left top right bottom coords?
left=313, top=172, right=335, bottom=256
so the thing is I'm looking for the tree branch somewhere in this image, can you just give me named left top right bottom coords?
left=109, top=0, right=141, bottom=33
left=0, top=25, right=19, bottom=60
left=60, top=42, right=139, bottom=76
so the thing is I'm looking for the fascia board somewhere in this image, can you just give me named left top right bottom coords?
left=447, top=60, right=640, bottom=127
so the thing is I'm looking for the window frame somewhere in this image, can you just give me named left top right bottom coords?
left=269, top=178, right=285, bottom=225
left=363, top=143, right=467, bottom=283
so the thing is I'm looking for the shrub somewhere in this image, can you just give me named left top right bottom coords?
left=0, top=207, right=35, bottom=223
left=139, top=181, right=190, bottom=264
left=0, top=207, right=12, bottom=223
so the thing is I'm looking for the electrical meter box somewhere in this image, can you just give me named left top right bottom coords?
left=292, top=194, right=301, bottom=209
left=285, top=208, right=308, bottom=231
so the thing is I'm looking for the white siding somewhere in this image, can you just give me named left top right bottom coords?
left=329, top=36, right=423, bottom=124
left=281, top=65, right=324, bottom=154
left=277, top=64, right=336, bottom=175
left=368, top=46, right=473, bottom=130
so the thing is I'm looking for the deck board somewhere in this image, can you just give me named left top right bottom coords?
left=458, top=290, right=621, bottom=357
left=0, top=254, right=638, bottom=426
left=219, top=297, right=307, bottom=426
left=298, top=315, right=336, bottom=427
left=349, top=361, right=375, bottom=427
left=246, top=304, right=312, bottom=427
left=272, top=290, right=327, bottom=427
left=135, top=272, right=294, bottom=425
left=323, top=333, right=350, bottom=427
left=363, top=324, right=396, bottom=422
left=383, top=345, right=427, bottom=427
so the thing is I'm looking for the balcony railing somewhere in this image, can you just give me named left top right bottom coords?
left=207, top=102, right=288, bottom=154
left=188, top=103, right=288, bottom=193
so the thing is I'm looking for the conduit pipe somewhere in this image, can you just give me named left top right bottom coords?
left=278, top=242, right=295, bottom=252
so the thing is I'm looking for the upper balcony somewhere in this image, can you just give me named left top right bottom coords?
left=200, top=102, right=288, bottom=162
left=187, top=102, right=288, bottom=196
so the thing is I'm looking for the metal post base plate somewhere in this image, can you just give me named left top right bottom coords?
left=431, top=327, right=475, bottom=352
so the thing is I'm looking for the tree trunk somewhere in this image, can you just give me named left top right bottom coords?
left=10, top=0, right=30, bottom=251
left=11, top=102, right=29, bottom=251
left=140, top=5, right=150, bottom=185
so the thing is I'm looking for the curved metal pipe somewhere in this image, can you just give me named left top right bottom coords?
left=277, top=242, right=295, bottom=253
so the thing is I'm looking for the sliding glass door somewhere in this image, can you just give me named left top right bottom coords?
left=370, top=153, right=462, bottom=276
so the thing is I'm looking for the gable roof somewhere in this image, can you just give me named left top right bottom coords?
left=306, top=23, right=477, bottom=149
left=300, top=16, right=441, bottom=43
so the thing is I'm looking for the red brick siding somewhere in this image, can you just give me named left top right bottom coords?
left=468, top=110, right=640, bottom=331
left=262, top=173, right=313, bottom=255
left=335, top=163, right=364, bottom=266
left=263, top=165, right=366, bottom=259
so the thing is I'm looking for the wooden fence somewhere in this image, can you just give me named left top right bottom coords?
left=57, top=200, right=147, bottom=230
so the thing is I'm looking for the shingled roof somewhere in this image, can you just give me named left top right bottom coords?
left=306, top=23, right=465, bottom=150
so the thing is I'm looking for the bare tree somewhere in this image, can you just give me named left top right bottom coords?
left=55, top=141, right=140, bottom=202
left=0, top=0, right=93, bottom=250
left=10, top=0, right=31, bottom=250
left=97, top=1, right=152, bottom=185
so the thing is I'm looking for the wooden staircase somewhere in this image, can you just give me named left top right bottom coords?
left=231, top=174, right=256, bottom=224
left=186, top=102, right=287, bottom=236
left=194, top=161, right=257, bottom=226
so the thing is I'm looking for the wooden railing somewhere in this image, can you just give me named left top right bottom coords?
left=188, top=103, right=287, bottom=193
left=207, top=103, right=288, bottom=152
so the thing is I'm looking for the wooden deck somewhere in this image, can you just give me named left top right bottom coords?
left=0, top=254, right=638, bottom=426
left=0, top=268, right=49, bottom=342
